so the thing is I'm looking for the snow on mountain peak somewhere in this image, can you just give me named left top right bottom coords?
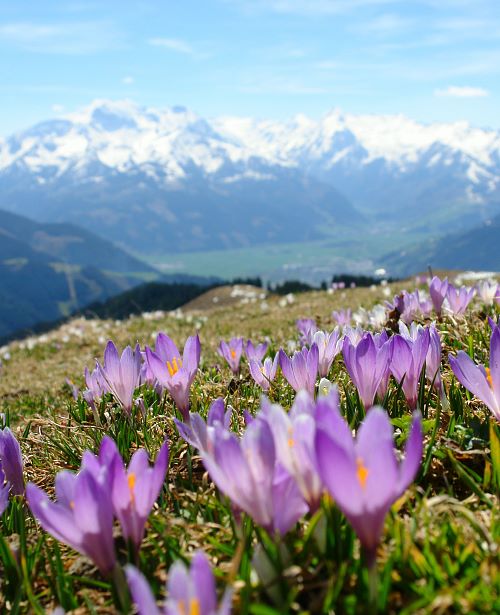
left=0, top=100, right=498, bottom=194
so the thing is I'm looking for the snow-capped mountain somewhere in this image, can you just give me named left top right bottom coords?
left=0, top=99, right=499, bottom=253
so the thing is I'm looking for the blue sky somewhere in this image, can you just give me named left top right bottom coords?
left=0, top=0, right=499, bottom=135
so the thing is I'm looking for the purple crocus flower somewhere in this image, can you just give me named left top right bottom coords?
left=65, top=378, right=80, bottom=401
left=146, top=334, right=201, bottom=422
left=399, top=323, right=442, bottom=391
left=296, top=318, right=317, bottom=345
left=263, top=390, right=339, bottom=511
left=332, top=309, right=352, bottom=326
left=201, top=419, right=307, bottom=535
left=0, top=464, right=10, bottom=515
left=315, top=406, right=422, bottom=564
left=476, top=280, right=498, bottom=305
left=390, top=328, right=430, bottom=409
left=445, top=285, right=475, bottom=316
left=143, top=333, right=187, bottom=396
left=126, top=550, right=232, bottom=615
left=343, top=325, right=365, bottom=346
left=217, top=338, right=244, bottom=374
left=449, top=326, right=500, bottom=421
left=388, top=289, right=432, bottom=322
left=429, top=276, right=449, bottom=316
left=249, top=354, right=279, bottom=391
left=0, top=427, right=24, bottom=495
left=342, top=334, right=392, bottom=410
left=245, top=340, right=268, bottom=362
left=175, top=398, right=232, bottom=454
left=83, top=365, right=110, bottom=411
left=388, top=291, right=425, bottom=324
left=279, top=345, right=319, bottom=396
left=97, top=341, right=142, bottom=415
left=312, top=329, right=342, bottom=378
left=83, top=436, right=169, bottom=553
left=26, top=465, right=116, bottom=576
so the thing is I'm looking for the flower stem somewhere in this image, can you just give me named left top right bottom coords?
left=111, top=564, right=131, bottom=613
left=364, top=548, right=379, bottom=612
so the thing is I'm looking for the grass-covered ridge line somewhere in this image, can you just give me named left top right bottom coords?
left=0, top=278, right=499, bottom=614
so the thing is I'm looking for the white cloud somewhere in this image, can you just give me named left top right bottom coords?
left=148, top=37, right=195, bottom=55
left=51, top=104, right=65, bottom=113
left=435, top=85, right=489, bottom=98
left=122, top=76, right=134, bottom=85
left=0, top=21, right=121, bottom=54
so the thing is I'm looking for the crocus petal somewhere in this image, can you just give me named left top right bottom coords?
left=54, top=471, right=78, bottom=508
left=175, top=417, right=199, bottom=448
left=450, top=352, right=497, bottom=411
left=26, top=483, right=84, bottom=549
left=271, top=465, right=308, bottom=534
left=155, top=332, right=181, bottom=363
left=191, top=551, right=217, bottom=614
left=279, top=349, right=296, bottom=390
left=356, top=408, right=398, bottom=511
left=208, top=398, right=226, bottom=425
left=490, top=328, right=500, bottom=394
left=72, top=470, right=115, bottom=574
left=145, top=347, right=169, bottom=385
left=183, top=334, right=201, bottom=377
left=166, top=559, right=192, bottom=604
left=0, top=428, right=24, bottom=495
left=125, top=565, right=161, bottom=615
left=315, top=427, right=364, bottom=516
left=103, top=341, right=120, bottom=383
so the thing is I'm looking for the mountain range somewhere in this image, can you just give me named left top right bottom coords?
left=0, top=101, right=500, bottom=253
left=1, top=100, right=498, bottom=260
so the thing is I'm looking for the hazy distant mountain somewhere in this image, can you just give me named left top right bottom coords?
left=214, top=111, right=500, bottom=232
left=0, top=100, right=498, bottom=256
left=0, top=101, right=360, bottom=253
left=382, top=213, right=500, bottom=276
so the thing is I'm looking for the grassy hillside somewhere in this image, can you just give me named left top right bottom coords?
left=0, top=280, right=498, bottom=613
left=0, top=260, right=134, bottom=341
left=0, top=208, right=157, bottom=275
left=0, top=209, right=162, bottom=340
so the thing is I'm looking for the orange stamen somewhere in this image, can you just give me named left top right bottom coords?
left=128, top=472, right=136, bottom=503
left=166, top=356, right=182, bottom=376
left=356, top=457, right=369, bottom=489
left=486, top=367, right=493, bottom=388
left=189, top=598, right=200, bottom=615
